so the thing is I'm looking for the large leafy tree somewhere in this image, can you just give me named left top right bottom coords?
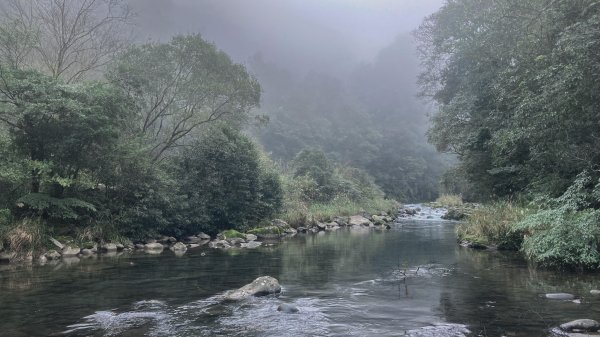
left=416, top=0, right=600, bottom=199
left=108, top=34, right=261, bottom=161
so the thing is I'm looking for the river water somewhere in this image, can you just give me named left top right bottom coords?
left=1, top=208, right=600, bottom=337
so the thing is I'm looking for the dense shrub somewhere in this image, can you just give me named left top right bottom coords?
left=173, top=126, right=283, bottom=235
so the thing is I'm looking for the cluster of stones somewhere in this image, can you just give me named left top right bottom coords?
left=296, top=213, right=394, bottom=234
left=546, top=291, right=600, bottom=336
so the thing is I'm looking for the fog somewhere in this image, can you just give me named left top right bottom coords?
left=129, top=0, right=443, bottom=77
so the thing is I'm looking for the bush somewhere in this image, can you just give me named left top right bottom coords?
left=456, top=201, right=530, bottom=250
left=436, top=194, right=463, bottom=207
left=0, top=218, right=46, bottom=259
left=515, top=208, right=600, bottom=270
left=174, top=126, right=283, bottom=235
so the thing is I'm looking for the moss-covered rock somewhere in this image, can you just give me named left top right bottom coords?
left=247, top=226, right=283, bottom=239
left=219, top=229, right=246, bottom=240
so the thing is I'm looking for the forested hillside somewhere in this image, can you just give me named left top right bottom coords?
left=418, top=0, right=600, bottom=269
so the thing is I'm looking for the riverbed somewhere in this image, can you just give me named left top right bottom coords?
left=1, top=211, right=599, bottom=337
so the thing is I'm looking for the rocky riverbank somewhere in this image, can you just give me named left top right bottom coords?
left=0, top=211, right=397, bottom=266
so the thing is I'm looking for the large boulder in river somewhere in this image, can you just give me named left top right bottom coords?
left=224, top=276, right=281, bottom=301
left=348, top=215, right=373, bottom=227
left=560, top=319, right=600, bottom=332
left=101, top=243, right=118, bottom=252
left=170, top=242, right=187, bottom=251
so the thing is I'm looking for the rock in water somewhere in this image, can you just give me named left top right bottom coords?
left=590, top=290, right=600, bottom=295
left=348, top=215, right=373, bottom=227
left=170, top=242, right=187, bottom=251
left=545, top=293, right=575, bottom=300
left=560, top=319, right=600, bottom=332
left=144, top=242, right=164, bottom=250
left=224, top=276, right=281, bottom=301
left=61, top=246, right=81, bottom=257
left=277, top=303, right=299, bottom=313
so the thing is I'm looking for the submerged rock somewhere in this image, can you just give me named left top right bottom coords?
left=277, top=303, right=299, bottom=313
left=240, top=241, right=262, bottom=249
left=560, top=319, right=600, bottom=332
left=546, top=293, right=575, bottom=300
left=223, top=276, right=281, bottom=301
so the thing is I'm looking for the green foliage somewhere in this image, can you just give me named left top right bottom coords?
left=108, top=34, right=261, bottom=161
left=174, top=126, right=283, bottom=235
left=220, top=229, right=246, bottom=239
left=16, top=193, right=96, bottom=222
left=416, top=0, right=600, bottom=199
left=457, top=202, right=530, bottom=250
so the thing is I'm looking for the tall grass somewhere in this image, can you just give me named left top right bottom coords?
left=456, top=201, right=530, bottom=249
left=435, top=194, right=463, bottom=207
left=0, top=217, right=46, bottom=259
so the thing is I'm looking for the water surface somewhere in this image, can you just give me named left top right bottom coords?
left=1, top=215, right=599, bottom=337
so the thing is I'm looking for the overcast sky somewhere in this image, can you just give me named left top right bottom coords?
left=129, top=0, right=444, bottom=76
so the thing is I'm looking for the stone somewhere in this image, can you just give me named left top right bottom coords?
left=101, top=243, right=118, bottom=252
left=45, top=250, right=61, bottom=260
left=284, top=227, right=297, bottom=235
left=170, top=242, right=187, bottom=251
left=208, top=240, right=232, bottom=249
left=277, top=303, right=299, bottom=313
left=297, top=227, right=307, bottom=233
left=167, top=237, right=177, bottom=243
left=0, top=251, right=15, bottom=262
left=316, top=222, right=327, bottom=230
left=546, top=293, right=576, bottom=300
left=325, top=222, right=340, bottom=231
left=245, top=234, right=258, bottom=242
left=144, top=242, right=164, bottom=250
left=61, top=246, right=80, bottom=257
left=227, top=237, right=246, bottom=245
left=184, top=236, right=201, bottom=244
left=198, top=232, right=211, bottom=240
left=348, top=215, right=373, bottom=227
left=333, top=217, right=348, bottom=226
left=116, top=244, right=125, bottom=250
left=188, top=244, right=200, bottom=249
left=240, top=241, right=262, bottom=249
left=134, top=243, right=145, bottom=250
left=38, top=254, right=47, bottom=264
left=560, top=319, right=600, bottom=332
left=80, top=249, right=94, bottom=256
left=223, top=276, right=281, bottom=301
left=49, top=237, right=64, bottom=250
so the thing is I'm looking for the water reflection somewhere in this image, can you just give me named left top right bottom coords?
left=0, top=222, right=599, bottom=336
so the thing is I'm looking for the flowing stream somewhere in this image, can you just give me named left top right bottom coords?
left=1, top=206, right=599, bottom=337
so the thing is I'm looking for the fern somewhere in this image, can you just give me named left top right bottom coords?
left=18, top=193, right=96, bottom=221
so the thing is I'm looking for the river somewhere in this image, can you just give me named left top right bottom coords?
left=1, top=207, right=599, bottom=337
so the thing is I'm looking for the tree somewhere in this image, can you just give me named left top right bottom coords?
left=0, top=0, right=133, bottom=82
left=416, top=0, right=600, bottom=199
left=173, top=126, right=283, bottom=235
left=108, top=34, right=261, bottom=161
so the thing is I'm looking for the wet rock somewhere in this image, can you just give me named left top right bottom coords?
left=116, top=244, right=125, bottom=251
left=297, top=227, right=307, bottom=233
left=80, top=249, right=94, bottom=256
left=134, top=243, right=145, bottom=250
left=223, top=276, right=281, bottom=301
left=208, top=240, right=232, bottom=249
left=0, top=251, right=15, bottom=262
left=284, top=227, right=297, bottom=235
left=459, top=240, right=489, bottom=250
left=240, top=241, right=262, bottom=249
left=38, top=254, right=47, bottom=264
left=227, top=237, right=246, bottom=245
left=348, top=215, right=373, bottom=227
left=188, top=244, right=200, bottom=249
left=546, top=293, right=575, bottom=300
left=101, top=243, right=118, bottom=252
left=316, top=222, right=327, bottom=230
left=184, top=236, right=201, bottom=244
left=144, top=242, right=164, bottom=251
left=591, top=290, right=600, bottom=295
left=45, top=250, right=61, bottom=260
left=61, top=246, right=80, bottom=257
left=560, top=319, right=600, bottom=332
left=170, top=242, right=187, bottom=251
left=277, top=303, right=299, bottom=313
left=245, top=234, right=257, bottom=242
left=198, top=232, right=211, bottom=240
left=332, top=216, right=348, bottom=226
